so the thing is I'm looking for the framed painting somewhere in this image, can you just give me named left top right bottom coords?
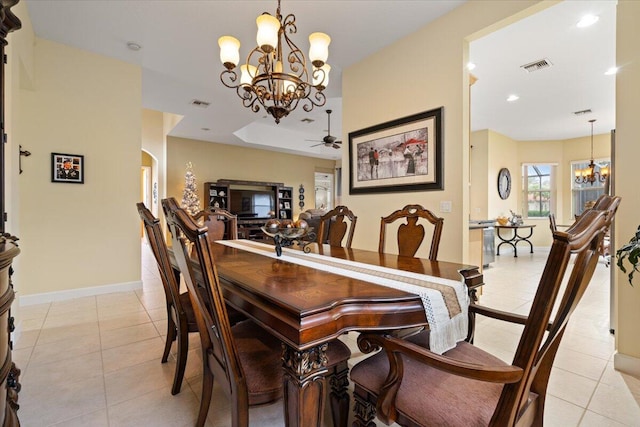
left=51, top=152, right=84, bottom=184
left=348, top=107, right=443, bottom=194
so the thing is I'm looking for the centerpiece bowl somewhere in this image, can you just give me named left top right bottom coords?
left=261, top=219, right=316, bottom=256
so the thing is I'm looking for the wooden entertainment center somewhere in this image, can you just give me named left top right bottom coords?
left=204, top=179, right=293, bottom=240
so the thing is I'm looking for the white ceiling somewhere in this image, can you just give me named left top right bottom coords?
left=24, top=0, right=615, bottom=160
left=470, top=0, right=616, bottom=142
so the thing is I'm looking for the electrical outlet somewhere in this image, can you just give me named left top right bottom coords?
left=440, top=201, right=452, bottom=213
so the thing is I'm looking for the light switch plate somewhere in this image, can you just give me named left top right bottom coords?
left=440, top=201, right=452, bottom=213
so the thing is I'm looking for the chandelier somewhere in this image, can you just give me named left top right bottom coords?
left=218, top=0, right=331, bottom=124
left=575, top=119, right=609, bottom=185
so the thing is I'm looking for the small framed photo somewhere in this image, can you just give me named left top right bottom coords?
left=52, top=152, right=84, bottom=184
left=284, top=202, right=290, bottom=209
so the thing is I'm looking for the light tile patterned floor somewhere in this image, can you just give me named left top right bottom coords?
left=14, top=243, right=640, bottom=426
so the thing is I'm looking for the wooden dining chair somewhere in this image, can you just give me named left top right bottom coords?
left=162, top=198, right=352, bottom=427
left=550, top=194, right=620, bottom=260
left=379, top=204, right=444, bottom=259
left=317, top=205, right=357, bottom=248
left=193, top=207, right=238, bottom=241
left=137, top=202, right=198, bottom=395
left=350, top=199, right=620, bottom=427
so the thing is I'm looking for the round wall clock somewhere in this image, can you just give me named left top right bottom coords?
left=497, top=168, right=511, bottom=200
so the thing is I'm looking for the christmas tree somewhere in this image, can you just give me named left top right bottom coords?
left=181, top=162, right=201, bottom=216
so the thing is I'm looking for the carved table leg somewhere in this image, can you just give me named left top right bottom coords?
left=328, top=360, right=349, bottom=427
left=282, top=343, right=329, bottom=427
left=352, top=389, right=377, bottom=427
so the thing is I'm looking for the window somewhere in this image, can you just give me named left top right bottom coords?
left=523, top=164, right=556, bottom=218
left=571, top=159, right=610, bottom=216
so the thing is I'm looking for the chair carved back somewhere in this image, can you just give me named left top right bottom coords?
left=549, top=195, right=620, bottom=257
left=161, top=198, right=246, bottom=403
left=493, top=202, right=619, bottom=424
left=137, top=202, right=185, bottom=324
left=317, top=205, right=357, bottom=248
left=353, top=197, right=620, bottom=427
left=193, top=207, right=238, bottom=241
left=379, top=204, right=443, bottom=259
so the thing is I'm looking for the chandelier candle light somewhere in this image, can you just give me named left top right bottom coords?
left=574, top=119, right=609, bottom=185
left=218, top=0, right=331, bottom=124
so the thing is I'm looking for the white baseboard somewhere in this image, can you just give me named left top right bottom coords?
left=18, top=280, right=143, bottom=306
left=613, top=352, right=640, bottom=377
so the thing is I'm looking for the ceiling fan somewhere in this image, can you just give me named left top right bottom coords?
left=308, top=109, right=342, bottom=149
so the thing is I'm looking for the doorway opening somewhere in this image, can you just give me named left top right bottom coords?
left=314, top=172, right=333, bottom=210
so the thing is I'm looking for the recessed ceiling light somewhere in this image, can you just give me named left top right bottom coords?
left=507, top=94, right=519, bottom=102
left=126, top=41, right=142, bottom=51
left=604, top=66, right=618, bottom=75
left=466, top=62, right=476, bottom=71
left=576, top=14, right=599, bottom=28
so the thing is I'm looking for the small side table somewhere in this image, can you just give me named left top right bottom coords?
left=495, top=224, right=536, bottom=257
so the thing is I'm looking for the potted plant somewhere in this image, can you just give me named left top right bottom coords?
left=616, top=225, right=640, bottom=286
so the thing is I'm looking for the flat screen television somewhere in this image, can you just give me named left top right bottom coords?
left=228, top=186, right=275, bottom=220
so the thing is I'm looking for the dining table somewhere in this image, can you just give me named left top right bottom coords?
left=170, top=239, right=483, bottom=427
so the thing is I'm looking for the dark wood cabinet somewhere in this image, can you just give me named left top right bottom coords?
left=204, top=182, right=229, bottom=210
left=0, top=2, right=21, bottom=425
left=278, top=186, right=293, bottom=220
left=0, top=238, right=20, bottom=426
left=204, top=180, right=294, bottom=240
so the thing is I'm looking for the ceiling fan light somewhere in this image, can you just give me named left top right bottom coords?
left=309, top=32, right=330, bottom=67
left=218, top=36, right=240, bottom=69
left=256, top=13, right=280, bottom=52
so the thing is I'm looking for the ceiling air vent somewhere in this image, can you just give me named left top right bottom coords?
left=520, top=58, right=552, bottom=73
left=573, top=109, right=592, bottom=116
left=190, top=99, right=210, bottom=108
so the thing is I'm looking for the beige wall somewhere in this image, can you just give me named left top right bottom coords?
left=3, top=0, right=638, bottom=372
left=615, top=0, right=640, bottom=369
left=14, top=37, right=142, bottom=297
left=166, top=137, right=336, bottom=220
left=470, top=131, right=612, bottom=248
left=561, top=132, right=610, bottom=222
left=342, top=0, right=543, bottom=262
left=487, top=130, right=520, bottom=221
left=142, top=109, right=172, bottom=217
left=469, top=130, right=489, bottom=220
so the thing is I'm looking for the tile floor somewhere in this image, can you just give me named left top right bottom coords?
left=14, top=242, right=640, bottom=426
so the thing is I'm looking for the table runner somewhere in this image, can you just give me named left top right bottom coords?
left=217, top=239, right=469, bottom=354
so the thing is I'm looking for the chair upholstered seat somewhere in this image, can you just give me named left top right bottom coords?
left=162, top=197, right=351, bottom=427
left=350, top=196, right=621, bottom=427
left=351, top=332, right=510, bottom=426
left=231, top=320, right=283, bottom=405
left=232, top=319, right=352, bottom=406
